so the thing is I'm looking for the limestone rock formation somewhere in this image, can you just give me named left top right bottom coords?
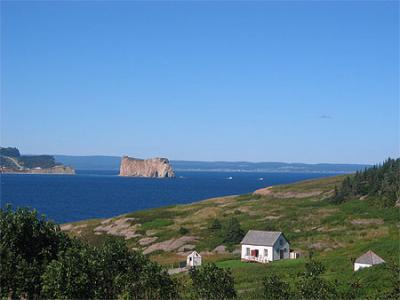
left=119, top=156, right=175, bottom=178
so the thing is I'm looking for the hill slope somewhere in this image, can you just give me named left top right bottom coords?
left=62, top=174, right=399, bottom=298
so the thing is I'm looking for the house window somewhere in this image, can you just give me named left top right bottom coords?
left=279, top=239, right=284, bottom=246
left=246, top=247, right=250, bottom=256
left=264, top=248, right=268, bottom=257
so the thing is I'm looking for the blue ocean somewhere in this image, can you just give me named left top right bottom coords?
left=1, top=171, right=335, bottom=223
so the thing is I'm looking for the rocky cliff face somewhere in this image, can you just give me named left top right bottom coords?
left=119, top=156, right=175, bottom=178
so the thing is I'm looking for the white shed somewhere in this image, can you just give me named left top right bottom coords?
left=240, top=230, right=290, bottom=263
left=186, top=251, right=201, bottom=267
left=354, top=250, right=385, bottom=271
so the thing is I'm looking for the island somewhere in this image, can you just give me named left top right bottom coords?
left=0, top=147, right=75, bottom=174
left=119, top=155, right=175, bottom=178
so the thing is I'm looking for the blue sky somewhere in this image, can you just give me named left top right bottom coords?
left=1, top=1, right=398, bottom=164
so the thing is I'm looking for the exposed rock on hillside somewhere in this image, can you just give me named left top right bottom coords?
left=119, top=156, right=175, bottom=178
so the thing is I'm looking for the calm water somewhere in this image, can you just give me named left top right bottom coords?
left=0, top=171, right=335, bottom=223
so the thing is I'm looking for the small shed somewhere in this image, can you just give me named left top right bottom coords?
left=290, top=250, right=300, bottom=259
left=186, top=251, right=201, bottom=268
left=354, top=250, right=385, bottom=271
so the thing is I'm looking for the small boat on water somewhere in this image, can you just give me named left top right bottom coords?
left=259, top=177, right=264, bottom=181
left=226, top=176, right=233, bottom=180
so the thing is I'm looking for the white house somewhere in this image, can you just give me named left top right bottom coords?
left=186, top=251, right=202, bottom=267
left=240, top=230, right=290, bottom=263
left=354, top=250, right=385, bottom=271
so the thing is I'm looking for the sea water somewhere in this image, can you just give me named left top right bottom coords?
left=0, top=171, right=335, bottom=223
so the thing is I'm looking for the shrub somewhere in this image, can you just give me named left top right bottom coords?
left=263, top=274, right=291, bottom=299
left=0, top=205, right=70, bottom=298
left=179, top=226, right=189, bottom=235
left=189, top=263, right=236, bottom=299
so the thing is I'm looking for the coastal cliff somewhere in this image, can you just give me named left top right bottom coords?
left=119, top=156, right=175, bottom=178
left=0, top=146, right=75, bottom=175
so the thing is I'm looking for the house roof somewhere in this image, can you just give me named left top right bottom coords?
left=355, top=250, right=385, bottom=265
left=187, top=251, right=200, bottom=258
left=240, top=230, right=285, bottom=246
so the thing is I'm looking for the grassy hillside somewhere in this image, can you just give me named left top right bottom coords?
left=63, top=175, right=399, bottom=298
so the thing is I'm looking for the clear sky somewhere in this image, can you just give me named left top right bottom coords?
left=1, top=1, right=398, bottom=164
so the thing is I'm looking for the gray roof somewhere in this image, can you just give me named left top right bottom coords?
left=355, top=250, right=385, bottom=265
left=240, top=230, right=284, bottom=246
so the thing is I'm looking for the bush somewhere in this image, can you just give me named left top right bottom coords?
left=0, top=206, right=70, bottom=298
left=179, top=226, right=189, bottom=235
left=0, top=206, right=178, bottom=299
left=263, top=274, right=291, bottom=299
left=189, top=263, right=236, bottom=299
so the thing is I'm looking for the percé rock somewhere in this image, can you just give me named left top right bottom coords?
left=119, top=156, right=175, bottom=178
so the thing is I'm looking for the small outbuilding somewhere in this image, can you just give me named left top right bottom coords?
left=240, top=230, right=290, bottom=263
left=354, top=250, right=385, bottom=271
left=186, top=251, right=202, bottom=268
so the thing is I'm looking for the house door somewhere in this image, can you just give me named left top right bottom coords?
left=279, top=250, right=284, bottom=259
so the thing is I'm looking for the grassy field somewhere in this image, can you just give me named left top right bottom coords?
left=62, top=175, right=399, bottom=298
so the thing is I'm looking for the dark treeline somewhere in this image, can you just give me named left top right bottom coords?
left=331, top=158, right=399, bottom=207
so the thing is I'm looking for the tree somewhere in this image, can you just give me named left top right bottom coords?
left=224, top=217, right=244, bottom=244
left=190, top=263, right=236, bottom=299
left=94, top=237, right=135, bottom=299
left=41, top=241, right=98, bottom=299
left=263, top=274, right=291, bottom=299
left=0, top=205, right=71, bottom=299
left=295, top=258, right=337, bottom=299
left=1, top=207, right=178, bottom=299
left=331, top=158, right=400, bottom=207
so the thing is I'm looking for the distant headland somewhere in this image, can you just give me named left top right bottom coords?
left=119, top=156, right=175, bottom=178
left=0, top=147, right=75, bottom=175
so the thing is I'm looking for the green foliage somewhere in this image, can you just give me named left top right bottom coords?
left=223, top=217, right=244, bottom=244
left=261, top=258, right=350, bottom=300
left=0, top=205, right=70, bottom=298
left=296, top=274, right=337, bottom=299
left=332, top=158, right=399, bottom=207
left=178, top=226, right=189, bottom=235
left=262, top=274, right=291, bottom=299
left=209, top=218, right=222, bottom=230
left=0, top=206, right=178, bottom=299
left=190, top=263, right=236, bottom=299
left=41, top=242, right=98, bottom=299
left=303, top=258, right=326, bottom=277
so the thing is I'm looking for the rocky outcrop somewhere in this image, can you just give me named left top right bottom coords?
left=119, top=156, right=175, bottom=178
